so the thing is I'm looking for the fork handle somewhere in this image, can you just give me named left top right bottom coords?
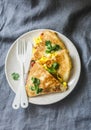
left=12, top=87, right=21, bottom=109
left=20, top=63, right=28, bottom=108
left=20, top=84, right=28, bottom=108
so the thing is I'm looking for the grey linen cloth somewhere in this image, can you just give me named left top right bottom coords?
left=0, top=0, right=91, bottom=130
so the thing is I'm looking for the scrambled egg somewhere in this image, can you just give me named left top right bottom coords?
left=38, top=56, right=48, bottom=64
left=33, top=36, right=42, bottom=45
left=45, top=52, right=57, bottom=59
left=38, top=52, right=57, bottom=64
left=33, top=36, right=42, bottom=53
left=63, top=82, right=67, bottom=87
left=43, top=64, right=48, bottom=70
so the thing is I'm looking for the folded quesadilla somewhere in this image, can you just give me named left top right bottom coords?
left=25, top=30, right=72, bottom=97
left=32, top=30, right=66, bottom=60
left=26, top=63, right=67, bottom=97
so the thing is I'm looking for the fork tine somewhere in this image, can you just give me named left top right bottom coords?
left=25, top=41, right=27, bottom=54
left=17, top=40, right=19, bottom=55
left=23, top=40, right=27, bottom=61
left=17, top=39, right=28, bottom=62
left=21, top=41, right=23, bottom=55
left=23, top=41, right=25, bottom=55
left=21, top=40, right=24, bottom=56
left=19, top=41, right=20, bottom=55
left=23, top=41, right=25, bottom=56
left=16, top=41, right=18, bottom=55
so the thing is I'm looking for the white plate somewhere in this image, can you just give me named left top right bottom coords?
left=5, top=29, right=81, bottom=105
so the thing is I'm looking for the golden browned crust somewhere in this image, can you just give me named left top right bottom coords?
left=40, top=30, right=66, bottom=49
left=26, top=63, right=67, bottom=97
left=32, top=42, right=45, bottom=61
left=56, top=50, right=72, bottom=82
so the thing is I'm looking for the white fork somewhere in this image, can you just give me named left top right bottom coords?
left=12, top=40, right=28, bottom=109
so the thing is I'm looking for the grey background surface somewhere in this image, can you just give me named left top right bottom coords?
left=0, top=0, right=91, bottom=130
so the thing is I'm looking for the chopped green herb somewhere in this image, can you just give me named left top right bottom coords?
left=31, top=77, right=40, bottom=86
left=45, top=41, right=52, bottom=46
left=30, top=86, right=36, bottom=91
left=36, top=79, right=40, bottom=86
left=45, top=49, right=51, bottom=53
left=31, top=77, right=36, bottom=83
left=47, top=62, right=59, bottom=75
left=36, top=88, right=43, bottom=94
left=11, top=73, right=20, bottom=80
left=52, top=45, right=61, bottom=51
left=36, top=86, right=40, bottom=94
left=52, top=62, right=59, bottom=70
left=30, top=77, right=43, bottom=94
left=38, top=88, right=43, bottom=93
left=47, top=67, right=56, bottom=75
left=45, top=41, right=61, bottom=53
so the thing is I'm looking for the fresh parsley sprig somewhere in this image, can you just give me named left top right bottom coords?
left=45, top=41, right=61, bottom=53
left=11, top=73, right=20, bottom=80
left=47, top=62, right=59, bottom=75
left=30, top=77, right=43, bottom=94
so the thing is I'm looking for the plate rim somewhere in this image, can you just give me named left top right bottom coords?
left=5, top=28, right=81, bottom=105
